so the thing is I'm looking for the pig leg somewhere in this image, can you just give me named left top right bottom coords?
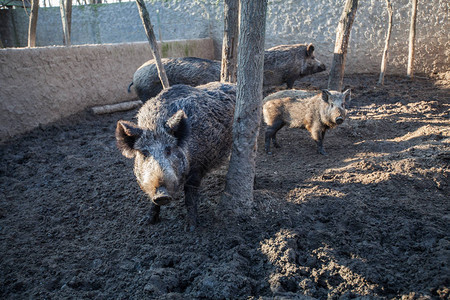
left=184, top=170, right=202, bottom=231
left=265, top=120, right=285, bottom=154
left=139, top=203, right=160, bottom=226
left=286, top=77, right=296, bottom=89
left=310, top=126, right=327, bottom=155
left=317, top=130, right=327, bottom=155
left=149, top=203, right=161, bottom=224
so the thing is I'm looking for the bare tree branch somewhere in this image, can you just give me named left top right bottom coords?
left=135, top=0, right=170, bottom=90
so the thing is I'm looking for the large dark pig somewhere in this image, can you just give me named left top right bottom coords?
left=263, top=89, right=351, bottom=155
left=116, top=82, right=235, bottom=231
left=263, top=44, right=326, bottom=88
left=129, top=44, right=326, bottom=102
left=129, top=57, right=221, bottom=102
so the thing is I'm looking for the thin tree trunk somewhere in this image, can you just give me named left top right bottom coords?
left=135, top=0, right=169, bottom=89
left=28, top=0, right=39, bottom=48
left=60, top=0, right=71, bottom=46
left=328, top=0, right=358, bottom=91
left=67, top=0, right=72, bottom=44
left=407, top=0, right=417, bottom=79
left=221, top=0, right=267, bottom=215
left=378, top=0, right=393, bottom=85
left=220, top=0, right=239, bottom=83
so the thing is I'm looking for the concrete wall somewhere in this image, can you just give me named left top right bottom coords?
left=1, top=2, right=219, bottom=52
left=2, top=0, right=449, bottom=75
left=0, top=38, right=214, bottom=142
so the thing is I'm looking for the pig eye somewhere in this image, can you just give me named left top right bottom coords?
left=164, top=147, right=172, bottom=156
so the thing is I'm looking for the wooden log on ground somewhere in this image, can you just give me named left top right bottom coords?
left=91, top=100, right=143, bottom=115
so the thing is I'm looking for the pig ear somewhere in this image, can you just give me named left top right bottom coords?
left=321, top=89, right=332, bottom=103
left=116, top=120, right=143, bottom=158
left=306, top=44, right=315, bottom=57
left=342, top=89, right=351, bottom=103
left=165, top=110, right=189, bottom=141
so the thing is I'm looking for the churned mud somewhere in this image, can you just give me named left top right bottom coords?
left=1, top=73, right=449, bottom=299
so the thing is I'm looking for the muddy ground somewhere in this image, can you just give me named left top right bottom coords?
left=1, top=73, right=449, bottom=299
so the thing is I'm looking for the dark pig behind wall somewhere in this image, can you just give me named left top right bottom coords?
left=116, top=82, right=236, bottom=231
left=263, top=44, right=326, bottom=88
left=129, top=57, right=221, bottom=102
left=129, top=44, right=326, bottom=102
left=263, top=89, right=351, bottom=155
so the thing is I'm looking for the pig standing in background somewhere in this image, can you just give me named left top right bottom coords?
left=129, top=44, right=326, bottom=102
left=263, top=89, right=351, bottom=155
left=116, top=82, right=235, bottom=231
left=263, top=44, right=326, bottom=89
left=129, top=57, right=221, bottom=102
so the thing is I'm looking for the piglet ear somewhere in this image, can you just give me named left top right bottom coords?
left=306, top=44, right=315, bottom=57
left=342, top=89, right=351, bottom=104
left=321, top=89, right=332, bottom=103
left=116, top=120, right=143, bottom=158
left=165, top=110, right=188, bottom=141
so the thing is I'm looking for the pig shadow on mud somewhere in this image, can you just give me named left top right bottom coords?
left=116, top=82, right=235, bottom=231
left=263, top=89, right=351, bottom=155
left=129, top=44, right=325, bottom=102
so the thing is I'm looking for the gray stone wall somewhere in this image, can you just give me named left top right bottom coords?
left=2, top=0, right=449, bottom=75
left=2, top=2, right=218, bottom=48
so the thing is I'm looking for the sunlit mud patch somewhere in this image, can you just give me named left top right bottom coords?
left=311, top=159, right=391, bottom=185
left=260, top=229, right=378, bottom=298
left=286, top=185, right=346, bottom=204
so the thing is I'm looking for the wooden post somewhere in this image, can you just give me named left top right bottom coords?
left=60, top=0, right=71, bottom=46
left=135, top=0, right=170, bottom=89
left=220, top=0, right=239, bottom=83
left=327, top=0, right=358, bottom=91
left=66, top=0, right=72, bottom=45
left=378, top=0, right=393, bottom=85
left=28, top=0, right=39, bottom=48
left=407, top=0, right=417, bottom=79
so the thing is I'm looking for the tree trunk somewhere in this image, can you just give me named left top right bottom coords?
left=407, top=0, right=417, bottom=79
left=327, top=0, right=358, bottom=91
left=221, top=0, right=267, bottom=216
left=67, top=0, right=72, bottom=44
left=378, top=0, right=393, bottom=85
left=60, top=0, right=71, bottom=46
left=220, top=0, right=239, bottom=83
left=28, top=0, right=39, bottom=48
left=135, top=0, right=170, bottom=89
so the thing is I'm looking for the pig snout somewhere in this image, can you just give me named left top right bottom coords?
left=335, top=116, right=344, bottom=125
left=153, top=186, right=172, bottom=205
